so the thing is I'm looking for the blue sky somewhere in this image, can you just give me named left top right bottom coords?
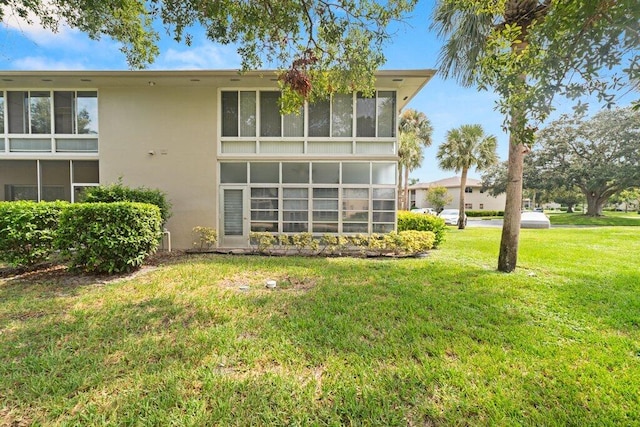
left=0, top=1, right=634, bottom=183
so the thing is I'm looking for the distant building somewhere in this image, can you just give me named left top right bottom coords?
left=409, top=176, right=506, bottom=211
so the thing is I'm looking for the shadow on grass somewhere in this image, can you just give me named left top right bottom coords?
left=1, top=254, right=638, bottom=425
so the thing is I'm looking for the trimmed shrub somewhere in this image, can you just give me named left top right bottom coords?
left=398, top=230, right=436, bottom=254
left=192, top=226, right=218, bottom=251
left=466, top=210, right=504, bottom=217
left=83, top=182, right=172, bottom=225
left=57, top=202, right=162, bottom=273
left=397, top=211, right=446, bottom=248
left=0, top=201, right=68, bottom=266
left=247, top=231, right=435, bottom=257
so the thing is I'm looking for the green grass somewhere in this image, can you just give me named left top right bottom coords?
left=549, top=211, right=640, bottom=226
left=1, top=228, right=640, bottom=425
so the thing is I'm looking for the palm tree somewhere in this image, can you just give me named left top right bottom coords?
left=398, top=133, right=424, bottom=210
left=436, top=124, right=498, bottom=229
left=398, top=109, right=433, bottom=210
left=431, top=0, right=551, bottom=271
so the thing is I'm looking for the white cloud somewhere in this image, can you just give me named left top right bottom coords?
left=12, top=56, right=86, bottom=70
left=2, top=11, right=80, bottom=48
left=152, top=44, right=241, bottom=70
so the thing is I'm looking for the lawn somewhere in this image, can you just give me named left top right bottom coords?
left=1, top=227, right=639, bottom=425
left=548, top=211, right=640, bottom=226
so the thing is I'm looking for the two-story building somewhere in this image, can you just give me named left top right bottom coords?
left=409, top=176, right=506, bottom=212
left=0, top=69, right=434, bottom=248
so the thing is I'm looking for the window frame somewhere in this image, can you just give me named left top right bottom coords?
left=218, top=88, right=397, bottom=157
left=0, top=89, right=99, bottom=155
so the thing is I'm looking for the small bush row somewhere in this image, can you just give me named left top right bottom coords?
left=0, top=201, right=162, bottom=273
left=465, top=210, right=504, bottom=217
left=248, top=231, right=436, bottom=256
left=396, top=211, right=446, bottom=247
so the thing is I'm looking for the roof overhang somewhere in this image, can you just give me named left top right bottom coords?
left=0, top=69, right=434, bottom=109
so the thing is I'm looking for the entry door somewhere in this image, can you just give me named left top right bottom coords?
left=220, top=187, right=248, bottom=248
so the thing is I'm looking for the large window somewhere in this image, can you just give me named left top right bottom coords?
left=0, top=159, right=99, bottom=202
left=260, top=91, right=281, bottom=137
left=308, top=99, right=330, bottom=137
left=221, top=91, right=259, bottom=137
left=251, top=188, right=278, bottom=232
left=1, top=90, right=98, bottom=153
left=223, top=90, right=306, bottom=138
left=5, top=90, right=97, bottom=135
left=220, top=90, right=394, bottom=141
left=220, top=161, right=397, bottom=234
left=283, top=188, right=309, bottom=232
left=357, top=91, right=396, bottom=138
left=54, top=91, right=98, bottom=134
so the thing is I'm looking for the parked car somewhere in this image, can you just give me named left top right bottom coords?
left=520, top=211, right=551, bottom=229
left=411, top=207, right=436, bottom=215
left=438, top=209, right=467, bottom=226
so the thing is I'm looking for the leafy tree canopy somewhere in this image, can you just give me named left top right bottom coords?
left=433, top=0, right=640, bottom=142
left=1, top=0, right=417, bottom=109
left=531, top=106, right=640, bottom=215
left=425, top=185, right=452, bottom=212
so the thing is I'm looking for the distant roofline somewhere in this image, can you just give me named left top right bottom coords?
left=409, top=176, right=483, bottom=190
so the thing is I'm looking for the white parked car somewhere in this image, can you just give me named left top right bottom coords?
left=411, top=207, right=436, bottom=215
left=520, top=211, right=551, bottom=229
left=438, top=209, right=467, bottom=226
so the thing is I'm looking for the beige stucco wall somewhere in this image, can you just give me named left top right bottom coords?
left=99, top=86, right=218, bottom=249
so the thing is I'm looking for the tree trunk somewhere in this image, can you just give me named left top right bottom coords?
left=497, top=33, right=529, bottom=273
left=586, top=192, right=605, bottom=216
left=567, top=204, right=574, bottom=213
left=458, top=168, right=468, bottom=229
left=498, top=134, right=525, bottom=272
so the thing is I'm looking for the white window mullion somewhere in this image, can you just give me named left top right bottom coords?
left=26, top=92, right=32, bottom=135
left=237, top=91, right=241, bottom=136
left=73, top=91, right=78, bottom=134
left=69, top=160, right=75, bottom=203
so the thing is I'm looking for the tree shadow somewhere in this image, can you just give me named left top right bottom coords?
left=1, top=254, right=636, bottom=425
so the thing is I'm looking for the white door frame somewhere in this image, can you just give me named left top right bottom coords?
left=219, top=186, right=249, bottom=248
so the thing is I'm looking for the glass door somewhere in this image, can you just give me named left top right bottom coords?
left=220, top=187, right=248, bottom=247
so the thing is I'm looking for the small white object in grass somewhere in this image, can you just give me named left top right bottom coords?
left=239, top=285, right=250, bottom=291
left=265, top=280, right=277, bottom=289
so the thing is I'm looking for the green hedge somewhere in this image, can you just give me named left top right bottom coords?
left=0, top=201, right=68, bottom=266
left=466, top=210, right=504, bottom=217
left=57, top=202, right=162, bottom=274
left=397, top=211, right=446, bottom=248
left=83, top=182, right=172, bottom=225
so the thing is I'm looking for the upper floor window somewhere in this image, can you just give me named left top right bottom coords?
left=222, top=90, right=303, bottom=138
left=54, top=91, right=98, bottom=134
left=465, top=187, right=473, bottom=193
left=221, top=90, right=395, bottom=139
left=357, top=91, right=395, bottom=138
left=3, top=90, right=98, bottom=135
left=307, top=93, right=356, bottom=138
